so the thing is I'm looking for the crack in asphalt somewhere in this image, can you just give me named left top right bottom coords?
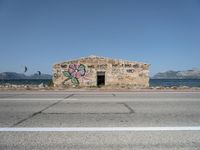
left=118, top=103, right=135, bottom=114
left=11, top=94, right=74, bottom=127
left=42, top=112, right=132, bottom=115
left=64, top=94, right=74, bottom=99
left=112, top=94, right=116, bottom=97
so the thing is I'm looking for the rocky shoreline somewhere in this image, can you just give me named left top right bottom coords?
left=0, top=83, right=52, bottom=90
left=0, top=83, right=200, bottom=91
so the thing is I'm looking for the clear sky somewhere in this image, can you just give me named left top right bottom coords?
left=0, top=0, right=200, bottom=76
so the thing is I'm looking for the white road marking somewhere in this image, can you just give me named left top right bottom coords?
left=0, top=98, right=64, bottom=101
left=64, top=99, right=79, bottom=100
left=1, top=127, right=200, bottom=132
left=0, top=98, right=79, bottom=101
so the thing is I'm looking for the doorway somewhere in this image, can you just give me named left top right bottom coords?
left=97, top=72, right=105, bottom=86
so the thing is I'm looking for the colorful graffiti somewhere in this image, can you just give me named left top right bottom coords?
left=63, top=64, right=86, bottom=86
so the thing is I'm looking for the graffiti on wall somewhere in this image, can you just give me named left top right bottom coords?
left=62, top=64, right=86, bottom=86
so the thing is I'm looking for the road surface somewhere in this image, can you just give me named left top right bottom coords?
left=0, top=91, right=200, bottom=149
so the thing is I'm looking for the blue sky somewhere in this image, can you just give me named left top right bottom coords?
left=0, top=0, right=200, bottom=76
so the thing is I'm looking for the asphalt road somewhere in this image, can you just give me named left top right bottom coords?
left=0, top=91, right=200, bottom=149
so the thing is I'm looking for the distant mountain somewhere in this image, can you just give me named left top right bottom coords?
left=0, top=72, right=52, bottom=80
left=152, top=69, right=200, bottom=79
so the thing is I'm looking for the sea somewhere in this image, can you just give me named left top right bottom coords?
left=0, top=79, right=200, bottom=87
left=149, top=79, right=200, bottom=87
left=0, top=79, right=51, bottom=86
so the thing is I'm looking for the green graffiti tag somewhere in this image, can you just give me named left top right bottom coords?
left=63, top=64, right=86, bottom=87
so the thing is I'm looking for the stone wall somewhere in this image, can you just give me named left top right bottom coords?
left=52, top=56, right=150, bottom=88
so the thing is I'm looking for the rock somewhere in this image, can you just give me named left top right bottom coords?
left=179, top=86, right=189, bottom=89
left=24, top=85, right=30, bottom=90
left=155, top=86, right=162, bottom=89
left=38, top=83, right=44, bottom=88
left=11, top=85, right=18, bottom=88
left=171, top=86, right=177, bottom=89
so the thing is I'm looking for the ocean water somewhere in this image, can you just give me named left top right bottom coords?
left=0, top=79, right=51, bottom=86
left=149, top=79, right=200, bottom=87
left=0, top=79, right=200, bottom=87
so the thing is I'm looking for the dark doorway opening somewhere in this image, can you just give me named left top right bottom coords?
left=97, top=72, right=105, bottom=86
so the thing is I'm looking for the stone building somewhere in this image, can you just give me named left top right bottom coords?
left=52, top=55, right=150, bottom=88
